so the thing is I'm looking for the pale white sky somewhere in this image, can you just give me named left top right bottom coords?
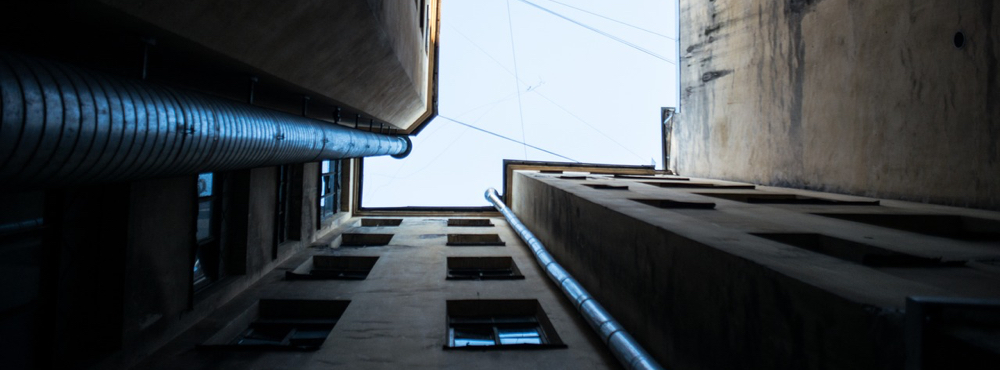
left=364, top=0, right=679, bottom=207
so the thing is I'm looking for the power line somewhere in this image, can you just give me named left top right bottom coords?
left=448, top=23, right=648, bottom=163
left=438, top=115, right=578, bottom=162
left=506, top=0, right=529, bottom=160
left=515, top=0, right=676, bottom=65
left=544, top=0, right=676, bottom=40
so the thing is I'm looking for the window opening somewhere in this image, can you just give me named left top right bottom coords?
left=445, top=300, right=565, bottom=349
left=447, top=257, right=524, bottom=280
left=319, top=160, right=341, bottom=224
left=752, top=233, right=966, bottom=267
left=286, top=256, right=379, bottom=280
left=631, top=198, right=716, bottom=209
left=642, top=181, right=755, bottom=189
left=447, top=234, right=505, bottom=246
left=361, top=218, right=403, bottom=227
left=203, top=299, right=348, bottom=351
left=696, top=192, right=880, bottom=205
left=447, top=219, right=494, bottom=227
left=341, top=233, right=394, bottom=247
left=812, top=214, right=1000, bottom=241
left=583, top=184, right=629, bottom=190
left=194, top=172, right=222, bottom=291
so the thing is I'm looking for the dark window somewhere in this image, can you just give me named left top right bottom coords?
left=447, top=257, right=523, bottom=280
left=583, top=184, right=629, bottom=190
left=445, top=300, right=565, bottom=349
left=752, top=233, right=965, bottom=267
left=286, top=256, right=379, bottom=280
left=318, top=160, right=341, bottom=223
left=204, top=299, right=348, bottom=351
left=194, top=173, right=223, bottom=291
left=447, top=219, right=494, bottom=227
left=447, top=234, right=505, bottom=246
left=641, top=181, right=754, bottom=189
left=630, top=198, right=716, bottom=209
left=361, top=218, right=403, bottom=227
left=812, top=214, right=1000, bottom=241
left=341, top=233, right=393, bottom=247
left=696, top=192, right=880, bottom=205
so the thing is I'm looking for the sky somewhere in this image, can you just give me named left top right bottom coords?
left=363, top=0, right=679, bottom=207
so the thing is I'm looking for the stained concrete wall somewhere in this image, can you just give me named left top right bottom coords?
left=511, top=170, right=1000, bottom=369
left=96, top=0, right=431, bottom=127
left=675, top=0, right=1000, bottom=210
left=135, top=217, right=619, bottom=369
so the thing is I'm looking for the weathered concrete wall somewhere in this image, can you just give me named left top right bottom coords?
left=511, top=171, right=1000, bottom=369
left=676, top=0, right=1000, bottom=210
left=136, top=217, right=619, bottom=369
left=96, top=0, right=430, bottom=127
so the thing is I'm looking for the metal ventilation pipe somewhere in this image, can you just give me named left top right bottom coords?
left=485, top=188, right=666, bottom=370
left=0, top=52, right=412, bottom=190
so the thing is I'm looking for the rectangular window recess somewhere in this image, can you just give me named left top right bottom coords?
left=558, top=175, right=587, bottom=180
left=361, top=218, right=403, bottom=227
left=812, top=214, right=1000, bottom=241
left=447, top=257, right=524, bottom=280
left=631, top=198, right=716, bottom=209
left=447, top=234, right=506, bottom=246
left=642, top=181, right=755, bottom=190
left=445, top=299, right=565, bottom=349
left=286, top=256, right=379, bottom=280
left=448, top=219, right=494, bottom=227
left=200, top=299, right=348, bottom=351
left=614, top=174, right=690, bottom=181
left=751, top=233, right=966, bottom=267
left=341, top=233, right=394, bottom=247
left=696, top=192, right=880, bottom=206
left=584, top=184, right=629, bottom=190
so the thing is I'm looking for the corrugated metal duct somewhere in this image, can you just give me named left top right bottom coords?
left=0, top=52, right=411, bottom=190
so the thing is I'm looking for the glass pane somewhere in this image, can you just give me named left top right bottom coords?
left=452, top=327, right=495, bottom=347
left=321, top=160, right=331, bottom=174
left=197, top=173, right=214, bottom=197
left=193, top=256, right=207, bottom=287
left=196, top=200, right=214, bottom=241
left=321, top=176, right=330, bottom=196
left=497, top=327, right=542, bottom=345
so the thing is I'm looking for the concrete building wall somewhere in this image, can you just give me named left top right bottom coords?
left=95, top=0, right=434, bottom=127
left=136, top=216, right=619, bottom=369
left=675, top=0, right=1000, bottom=210
left=510, top=169, right=1000, bottom=369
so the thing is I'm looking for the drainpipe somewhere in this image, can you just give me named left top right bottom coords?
left=0, top=52, right=412, bottom=190
left=485, top=188, right=665, bottom=370
left=661, top=107, right=675, bottom=174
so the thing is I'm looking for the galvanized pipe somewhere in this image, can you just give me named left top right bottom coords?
left=485, top=188, right=665, bottom=370
left=0, top=52, right=411, bottom=189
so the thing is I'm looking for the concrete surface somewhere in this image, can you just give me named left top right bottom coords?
left=137, top=217, right=620, bottom=369
left=675, top=0, right=1000, bottom=210
left=511, top=169, right=1000, bottom=369
left=96, top=0, right=435, bottom=129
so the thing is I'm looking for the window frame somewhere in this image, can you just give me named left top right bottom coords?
left=317, top=160, right=341, bottom=226
left=193, top=172, right=223, bottom=292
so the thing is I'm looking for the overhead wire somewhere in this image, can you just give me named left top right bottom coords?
left=543, top=0, right=676, bottom=40
left=438, top=115, right=578, bottom=162
left=448, top=22, right=648, bottom=163
left=515, top=0, right=676, bottom=65
left=506, top=0, right=529, bottom=160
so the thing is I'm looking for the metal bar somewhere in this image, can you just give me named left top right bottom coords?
left=0, top=52, right=411, bottom=190
left=485, top=188, right=665, bottom=370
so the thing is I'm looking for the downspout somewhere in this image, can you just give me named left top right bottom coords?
left=0, top=52, right=412, bottom=190
left=485, top=188, right=665, bottom=370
